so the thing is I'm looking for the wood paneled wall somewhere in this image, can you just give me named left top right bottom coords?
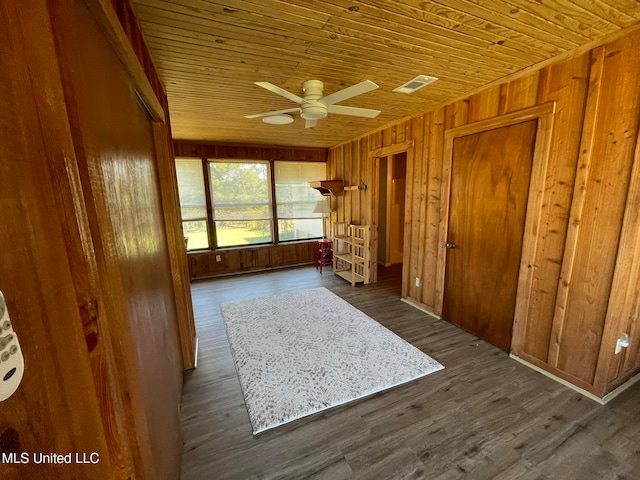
left=328, top=29, right=640, bottom=398
left=190, top=242, right=319, bottom=279
left=0, top=0, right=186, bottom=478
left=54, top=0, right=184, bottom=476
left=175, top=142, right=326, bottom=278
left=112, top=0, right=197, bottom=371
left=0, top=2, right=115, bottom=478
left=174, top=141, right=327, bottom=162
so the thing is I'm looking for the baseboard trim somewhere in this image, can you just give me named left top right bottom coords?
left=190, top=261, right=315, bottom=281
left=188, top=337, right=199, bottom=371
left=510, top=355, right=603, bottom=403
left=601, top=371, right=640, bottom=404
left=401, top=297, right=441, bottom=319
left=510, top=354, right=640, bottom=404
left=399, top=300, right=640, bottom=403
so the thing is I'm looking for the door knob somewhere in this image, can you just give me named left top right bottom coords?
left=445, top=242, right=456, bottom=249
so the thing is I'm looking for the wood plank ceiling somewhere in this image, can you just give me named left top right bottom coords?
left=132, top=0, right=640, bottom=148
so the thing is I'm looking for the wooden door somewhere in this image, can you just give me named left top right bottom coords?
left=443, top=120, right=537, bottom=351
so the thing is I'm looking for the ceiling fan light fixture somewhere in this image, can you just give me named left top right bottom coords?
left=300, top=101, right=328, bottom=120
left=393, top=75, right=438, bottom=94
left=262, top=113, right=294, bottom=125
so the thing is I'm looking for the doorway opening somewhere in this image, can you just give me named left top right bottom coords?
left=377, top=152, right=407, bottom=267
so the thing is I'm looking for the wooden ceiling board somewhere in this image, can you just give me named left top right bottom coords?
left=132, top=0, right=640, bottom=148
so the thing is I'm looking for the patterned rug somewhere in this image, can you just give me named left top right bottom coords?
left=220, top=287, right=444, bottom=434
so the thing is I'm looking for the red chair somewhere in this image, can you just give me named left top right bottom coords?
left=316, top=239, right=333, bottom=274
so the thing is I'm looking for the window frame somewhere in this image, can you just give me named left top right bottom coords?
left=175, top=157, right=210, bottom=251
left=207, top=159, right=275, bottom=249
left=176, top=157, right=326, bottom=252
left=273, top=160, right=327, bottom=243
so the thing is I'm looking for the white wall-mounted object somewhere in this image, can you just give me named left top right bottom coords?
left=615, top=333, right=630, bottom=355
left=0, top=291, right=24, bottom=402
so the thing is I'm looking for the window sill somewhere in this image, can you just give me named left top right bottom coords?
left=186, top=238, right=322, bottom=255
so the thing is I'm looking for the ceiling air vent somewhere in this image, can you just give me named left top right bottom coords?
left=393, top=75, right=438, bottom=94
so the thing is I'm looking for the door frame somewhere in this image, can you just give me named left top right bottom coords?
left=376, top=152, right=408, bottom=267
left=434, top=103, right=557, bottom=335
left=369, top=140, right=413, bottom=290
left=377, top=154, right=392, bottom=267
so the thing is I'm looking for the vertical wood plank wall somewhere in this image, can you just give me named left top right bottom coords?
left=51, top=0, right=185, bottom=477
left=174, top=142, right=327, bottom=278
left=328, top=29, right=640, bottom=398
left=111, top=0, right=197, bottom=370
left=0, top=0, right=187, bottom=478
left=0, top=2, right=116, bottom=478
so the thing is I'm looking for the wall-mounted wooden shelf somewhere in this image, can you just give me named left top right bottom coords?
left=309, top=180, right=344, bottom=196
left=310, top=180, right=366, bottom=196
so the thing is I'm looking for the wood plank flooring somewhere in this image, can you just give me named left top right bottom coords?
left=180, top=265, right=640, bottom=479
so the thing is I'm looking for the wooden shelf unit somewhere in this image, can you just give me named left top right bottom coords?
left=333, top=223, right=370, bottom=285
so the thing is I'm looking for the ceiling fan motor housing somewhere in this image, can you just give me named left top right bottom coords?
left=301, top=80, right=328, bottom=120
left=302, top=80, right=324, bottom=99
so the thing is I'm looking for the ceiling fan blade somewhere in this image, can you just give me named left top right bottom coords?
left=326, top=104, right=381, bottom=118
left=244, top=107, right=300, bottom=119
left=320, top=80, right=378, bottom=106
left=305, top=119, right=317, bottom=128
left=254, top=82, right=304, bottom=104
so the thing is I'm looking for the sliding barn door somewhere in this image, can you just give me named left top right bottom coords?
left=443, top=120, right=537, bottom=351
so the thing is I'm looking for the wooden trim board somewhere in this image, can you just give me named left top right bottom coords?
left=401, top=297, right=441, bottom=319
left=443, top=103, right=555, bottom=139
left=82, top=0, right=165, bottom=122
left=369, top=140, right=414, bottom=159
left=511, top=354, right=640, bottom=405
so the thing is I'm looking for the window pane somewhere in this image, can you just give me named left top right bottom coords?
left=213, top=204, right=272, bottom=220
left=183, top=221, right=209, bottom=251
left=209, top=162, right=271, bottom=218
left=176, top=158, right=209, bottom=249
left=181, top=206, right=207, bottom=221
left=176, top=158, right=207, bottom=222
left=209, top=161, right=273, bottom=246
left=274, top=161, right=326, bottom=241
left=278, top=219, right=323, bottom=241
left=215, top=220, right=272, bottom=247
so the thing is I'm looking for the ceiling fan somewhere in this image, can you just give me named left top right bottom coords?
left=245, top=80, right=381, bottom=128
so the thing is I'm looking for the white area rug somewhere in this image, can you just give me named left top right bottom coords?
left=220, top=287, right=444, bottom=434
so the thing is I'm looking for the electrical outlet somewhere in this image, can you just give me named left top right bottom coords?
left=216, top=255, right=221, bottom=262
left=415, top=277, right=421, bottom=287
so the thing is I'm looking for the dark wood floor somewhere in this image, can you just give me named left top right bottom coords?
left=180, top=264, right=640, bottom=480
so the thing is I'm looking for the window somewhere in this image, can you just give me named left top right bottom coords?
left=274, top=161, right=325, bottom=241
left=175, top=158, right=209, bottom=250
left=209, top=161, right=273, bottom=247
left=175, top=158, right=326, bottom=251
